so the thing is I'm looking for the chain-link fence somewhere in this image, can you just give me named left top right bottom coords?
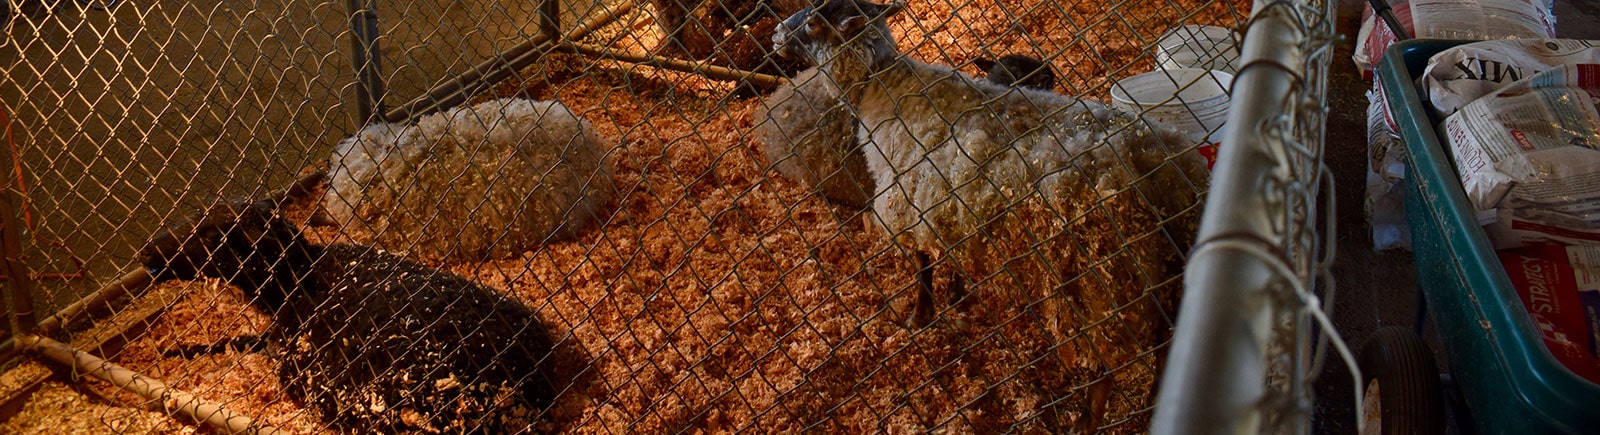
left=0, top=0, right=1259, bottom=432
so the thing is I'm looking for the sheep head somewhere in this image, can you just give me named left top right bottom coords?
left=977, top=55, right=1057, bottom=91
left=772, top=0, right=904, bottom=68
left=140, top=198, right=315, bottom=312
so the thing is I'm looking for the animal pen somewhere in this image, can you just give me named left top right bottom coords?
left=0, top=0, right=1336, bottom=432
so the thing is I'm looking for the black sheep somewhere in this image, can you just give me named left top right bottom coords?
left=649, top=0, right=811, bottom=92
left=140, top=199, right=563, bottom=433
left=975, top=54, right=1057, bottom=91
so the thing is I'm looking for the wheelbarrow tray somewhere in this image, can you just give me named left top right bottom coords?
left=1380, top=38, right=1600, bottom=433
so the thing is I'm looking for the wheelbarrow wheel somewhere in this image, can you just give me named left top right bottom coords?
left=1358, top=326, right=1445, bottom=434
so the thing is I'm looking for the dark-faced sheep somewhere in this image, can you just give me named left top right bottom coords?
left=756, top=55, right=1059, bottom=209
left=774, top=0, right=1208, bottom=428
left=140, top=199, right=564, bottom=433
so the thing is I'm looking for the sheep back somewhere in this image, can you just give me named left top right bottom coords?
left=755, top=67, right=875, bottom=208
left=855, top=66, right=1207, bottom=366
left=277, top=244, right=560, bottom=433
left=324, top=98, right=616, bottom=259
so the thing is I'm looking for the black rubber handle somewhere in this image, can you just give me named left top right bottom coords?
left=1368, top=0, right=1414, bottom=41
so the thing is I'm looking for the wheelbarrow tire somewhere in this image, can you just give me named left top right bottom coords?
left=1358, top=326, right=1446, bottom=435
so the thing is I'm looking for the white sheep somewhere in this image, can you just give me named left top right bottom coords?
left=324, top=98, right=615, bottom=259
left=755, top=57, right=1059, bottom=209
left=755, top=67, right=877, bottom=208
left=774, top=0, right=1208, bottom=428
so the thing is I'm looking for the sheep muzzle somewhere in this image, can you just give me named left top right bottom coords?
left=772, top=6, right=812, bottom=56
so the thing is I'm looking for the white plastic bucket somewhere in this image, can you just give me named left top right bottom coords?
left=1110, top=68, right=1232, bottom=147
left=1156, top=25, right=1238, bottom=73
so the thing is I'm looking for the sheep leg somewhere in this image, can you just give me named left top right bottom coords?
left=948, top=270, right=967, bottom=307
left=1071, top=375, right=1113, bottom=434
left=907, top=251, right=936, bottom=328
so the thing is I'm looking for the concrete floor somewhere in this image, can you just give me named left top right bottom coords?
left=1312, top=0, right=1600, bottom=432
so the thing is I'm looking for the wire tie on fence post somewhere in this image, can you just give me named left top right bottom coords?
left=1191, top=237, right=1364, bottom=433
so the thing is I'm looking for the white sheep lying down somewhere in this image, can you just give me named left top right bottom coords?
left=773, top=1, right=1209, bottom=427
left=325, top=98, right=616, bottom=259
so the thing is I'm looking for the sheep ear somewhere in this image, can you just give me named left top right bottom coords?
left=838, top=15, right=867, bottom=35
left=278, top=171, right=326, bottom=203
left=974, top=57, right=995, bottom=71
left=880, top=1, right=905, bottom=17
left=248, top=199, right=281, bottom=215
left=305, top=208, right=339, bottom=227
left=229, top=217, right=272, bottom=247
left=232, top=200, right=283, bottom=245
left=839, top=1, right=902, bottom=34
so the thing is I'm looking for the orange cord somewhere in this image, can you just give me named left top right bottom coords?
left=2, top=104, right=32, bottom=228
left=0, top=104, right=83, bottom=282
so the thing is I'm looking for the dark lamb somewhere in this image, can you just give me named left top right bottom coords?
left=140, top=199, right=563, bottom=433
left=975, top=54, right=1057, bottom=91
left=649, top=0, right=811, bottom=90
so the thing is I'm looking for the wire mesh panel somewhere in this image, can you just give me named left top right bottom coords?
left=2, top=0, right=1251, bottom=432
left=0, top=0, right=354, bottom=314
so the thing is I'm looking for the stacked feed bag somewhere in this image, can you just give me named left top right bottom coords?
left=1355, top=0, right=1558, bottom=250
left=1442, top=64, right=1600, bottom=248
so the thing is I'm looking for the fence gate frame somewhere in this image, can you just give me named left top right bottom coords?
left=1150, top=0, right=1350, bottom=432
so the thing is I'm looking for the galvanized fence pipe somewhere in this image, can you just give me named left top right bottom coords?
left=0, top=269, right=150, bottom=362
left=20, top=335, right=284, bottom=435
left=1, top=190, right=38, bottom=336
left=555, top=40, right=785, bottom=89
left=348, top=0, right=387, bottom=122
left=383, top=0, right=636, bottom=122
left=540, top=0, right=560, bottom=43
left=1150, top=0, right=1345, bottom=432
left=33, top=269, right=152, bottom=336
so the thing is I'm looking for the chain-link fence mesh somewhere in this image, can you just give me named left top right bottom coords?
left=1, top=0, right=1259, bottom=432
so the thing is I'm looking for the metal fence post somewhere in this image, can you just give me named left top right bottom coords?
left=540, top=0, right=560, bottom=43
left=348, top=0, right=386, bottom=123
left=1, top=190, right=38, bottom=337
left=1150, top=0, right=1341, bottom=432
